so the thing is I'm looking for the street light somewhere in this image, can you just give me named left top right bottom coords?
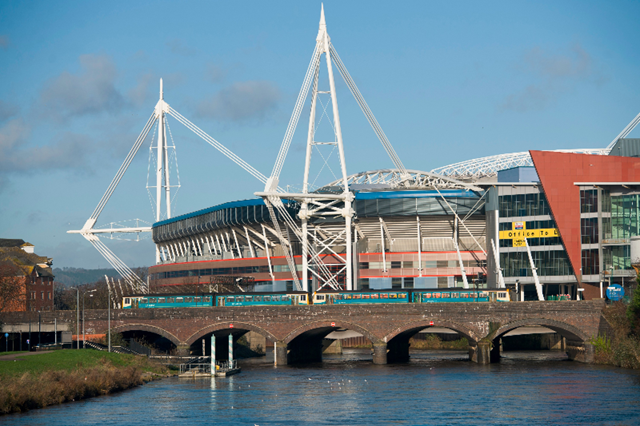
left=75, top=287, right=79, bottom=349
left=107, top=285, right=111, bottom=353
left=82, top=289, right=96, bottom=349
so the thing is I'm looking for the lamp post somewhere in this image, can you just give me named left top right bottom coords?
left=75, top=287, right=79, bottom=349
left=82, top=289, right=96, bottom=349
left=610, top=265, right=614, bottom=289
left=108, top=285, right=111, bottom=353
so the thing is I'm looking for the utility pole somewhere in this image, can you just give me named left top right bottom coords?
left=76, top=287, right=79, bottom=349
left=108, top=284, right=111, bottom=353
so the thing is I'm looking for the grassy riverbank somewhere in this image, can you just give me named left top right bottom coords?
left=0, top=350, right=171, bottom=415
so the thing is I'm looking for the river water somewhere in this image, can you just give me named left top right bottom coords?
left=6, top=349, right=640, bottom=425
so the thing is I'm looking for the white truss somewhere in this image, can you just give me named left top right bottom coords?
left=69, top=80, right=276, bottom=292
left=323, top=169, right=482, bottom=192
left=431, top=148, right=608, bottom=180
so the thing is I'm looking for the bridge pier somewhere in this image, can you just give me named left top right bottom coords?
left=176, top=344, right=191, bottom=357
left=372, top=343, right=387, bottom=365
left=275, top=341, right=288, bottom=366
left=566, top=340, right=595, bottom=363
left=469, top=341, right=493, bottom=364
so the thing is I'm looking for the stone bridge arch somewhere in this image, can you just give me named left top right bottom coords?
left=185, top=321, right=278, bottom=347
left=383, top=318, right=483, bottom=344
left=380, top=318, right=482, bottom=364
left=111, top=323, right=181, bottom=348
left=284, top=319, right=379, bottom=345
left=492, top=318, right=590, bottom=342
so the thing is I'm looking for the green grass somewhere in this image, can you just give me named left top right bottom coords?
left=0, top=350, right=159, bottom=378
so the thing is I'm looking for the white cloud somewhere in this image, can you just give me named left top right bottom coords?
left=39, top=54, right=125, bottom=120
left=500, top=44, right=605, bottom=112
left=196, top=81, right=280, bottom=122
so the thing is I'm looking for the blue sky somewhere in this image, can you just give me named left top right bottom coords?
left=1, top=1, right=640, bottom=269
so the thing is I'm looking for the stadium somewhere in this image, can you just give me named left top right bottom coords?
left=71, top=8, right=640, bottom=303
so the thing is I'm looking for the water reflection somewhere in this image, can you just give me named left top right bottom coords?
left=6, top=349, right=640, bottom=425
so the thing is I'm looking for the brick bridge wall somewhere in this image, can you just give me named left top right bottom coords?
left=0, top=300, right=608, bottom=365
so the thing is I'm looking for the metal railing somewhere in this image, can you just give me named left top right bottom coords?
left=179, top=359, right=238, bottom=375
left=179, top=363, right=211, bottom=375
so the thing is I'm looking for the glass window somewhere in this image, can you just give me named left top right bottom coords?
left=392, top=277, right=402, bottom=289
left=404, top=277, right=414, bottom=289
left=580, top=190, right=598, bottom=213
left=582, top=249, right=599, bottom=275
left=500, top=250, right=573, bottom=277
left=581, top=218, right=599, bottom=244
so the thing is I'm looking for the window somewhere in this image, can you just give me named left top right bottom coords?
left=580, top=189, right=598, bottom=213
left=125, top=298, right=130, bottom=304
left=359, top=262, right=369, bottom=269
left=500, top=250, right=573, bottom=277
left=392, top=278, right=402, bottom=289
left=437, top=277, right=449, bottom=288
left=358, top=278, right=370, bottom=290
left=48, top=292, right=51, bottom=300
left=581, top=218, right=598, bottom=244
left=41, top=292, right=44, bottom=300
left=391, top=261, right=401, bottom=269
left=404, top=277, right=414, bottom=289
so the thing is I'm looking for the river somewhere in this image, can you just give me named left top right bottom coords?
left=5, top=349, right=640, bottom=425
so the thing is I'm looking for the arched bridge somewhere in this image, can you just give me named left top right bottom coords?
left=1, top=300, right=608, bottom=365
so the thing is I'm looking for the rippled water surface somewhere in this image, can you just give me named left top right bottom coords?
left=6, top=350, right=640, bottom=425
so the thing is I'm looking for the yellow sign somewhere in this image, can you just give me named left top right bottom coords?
left=499, top=228, right=559, bottom=239
left=513, top=239, right=526, bottom=247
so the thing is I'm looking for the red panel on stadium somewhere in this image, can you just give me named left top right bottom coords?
left=530, top=150, right=640, bottom=283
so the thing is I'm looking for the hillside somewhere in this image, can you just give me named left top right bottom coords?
left=53, top=268, right=124, bottom=287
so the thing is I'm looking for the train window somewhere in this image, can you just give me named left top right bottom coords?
left=176, top=297, right=183, bottom=302
left=389, top=294, right=397, bottom=299
left=317, top=295, right=325, bottom=300
left=185, top=297, right=193, bottom=303
left=283, top=295, right=290, bottom=301
left=347, top=294, right=354, bottom=299
left=246, top=296, right=253, bottom=302
left=168, top=297, right=175, bottom=303
left=149, top=298, right=157, bottom=303
left=227, top=297, right=235, bottom=302
left=424, top=293, right=432, bottom=298
left=159, top=298, right=166, bottom=303
left=498, top=292, right=506, bottom=298
left=141, top=298, right=148, bottom=303
left=124, top=298, right=130, bottom=304
left=194, top=297, right=201, bottom=302
left=335, top=295, right=343, bottom=300
left=441, top=293, right=449, bottom=298
left=371, top=294, right=379, bottom=299
left=399, top=293, right=407, bottom=298
left=264, top=296, right=271, bottom=301
left=381, top=293, right=388, bottom=298
left=237, top=297, right=244, bottom=302
left=255, top=296, right=262, bottom=302
left=452, top=293, right=459, bottom=298
left=301, top=295, right=306, bottom=301
left=363, top=294, right=371, bottom=299
left=434, top=293, right=441, bottom=299
left=204, top=296, right=211, bottom=302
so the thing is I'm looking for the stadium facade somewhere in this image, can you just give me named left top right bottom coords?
left=149, top=138, right=640, bottom=301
